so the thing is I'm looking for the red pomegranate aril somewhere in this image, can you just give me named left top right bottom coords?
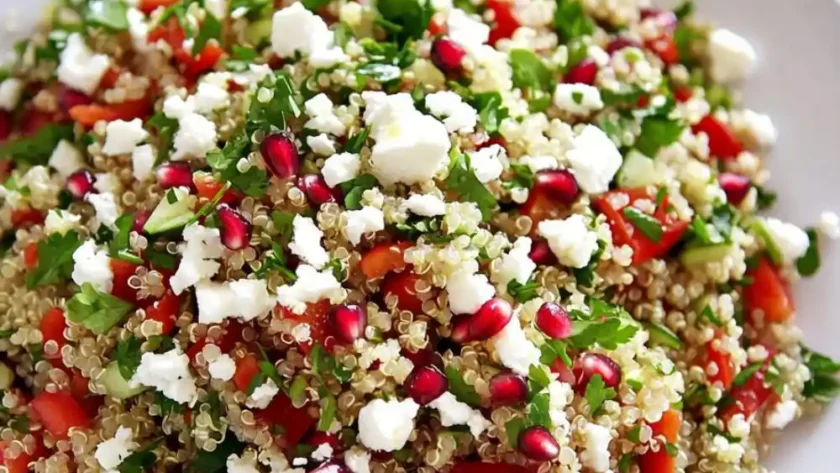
left=132, top=211, right=150, bottom=234
left=640, top=8, right=678, bottom=31
left=489, top=372, right=528, bottom=405
left=563, top=59, right=598, bottom=85
left=307, top=432, right=340, bottom=450
left=261, top=132, right=300, bottom=179
left=534, top=169, right=579, bottom=204
left=606, top=37, right=641, bottom=55
left=573, top=353, right=622, bottom=392
left=549, top=358, right=576, bottom=385
left=535, top=302, right=572, bottom=339
left=298, top=174, right=341, bottom=206
left=404, top=365, right=448, bottom=406
left=309, top=462, right=350, bottom=473
left=449, top=316, right=470, bottom=343
left=518, top=426, right=560, bottom=461
left=217, top=204, right=252, bottom=250
left=329, top=304, right=367, bottom=344
left=431, top=37, right=466, bottom=73
left=528, top=239, right=558, bottom=266
left=0, top=111, right=12, bottom=141
left=468, top=297, right=513, bottom=341
left=59, top=87, right=92, bottom=110
left=65, top=170, right=96, bottom=199
left=156, top=162, right=193, bottom=190
left=719, top=172, right=752, bottom=205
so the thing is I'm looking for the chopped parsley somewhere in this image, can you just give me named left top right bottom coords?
left=192, top=11, right=222, bottom=55
left=24, top=230, right=83, bottom=289
left=342, top=126, right=371, bottom=154
left=539, top=339, right=572, bottom=368
left=254, top=242, right=296, bottom=281
left=635, top=115, right=685, bottom=157
left=567, top=299, right=639, bottom=350
left=85, top=0, right=129, bottom=31
left=509, top=49, right=554, bottom=92
left=188, top=435, right=245, bottom=473
left=375, top=0, right=433, bottom=45
left=444, top=152, right=497, bottom=221
left=66, top=283, right=135, bottom=335
left=584, top=374, right=616, bottom=415
left=445, top=365, right=481, bottom=407
left=731, top=362, right=763, bottom=387
left=554, top=0, right=594, bottom=40
left=796, top=228, right=820, bottom=276
left=147, top=113, right=178, bottom=165
left=802, top=345, right=840, bottom=403
left=504, top=162, right=536, bottom=190
left=0, top=124, right=74, bottom=166
left=622, top=207, right=664, bottom=242
left=115, top=336, right=142, bottom=381
left=471, top=92, right=510, bottom=136
left=507, top=279, right=539, bottom=303
left=340, top=173, right=379, bottom=210
left=118, top=439, right=163, bottom=473
left=247, top=71, right=301, bottom=134
left=206, top=133, right=268, bottom=197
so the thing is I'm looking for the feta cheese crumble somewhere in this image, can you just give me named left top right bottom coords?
left=344, top=448, right=371, bottom=473
left=305, top=93, right=346, bottom=136
left=819, top=211, right=840, bottom=240
left=539, top=215, right=599, bottom=269
left=764, top=217, right=810, bottom=265
left=322, top=152, right=361, bottom=188
left=208, top=353, right=236, bottom=381
left=71, top=240, right=114, bottom=293
left=446, top=267, right=495, bottom=315
left=57, top=33, right=110, bottom=95
left=311, top=443, right=333, bottom=461
left=227, top=454, right=261, bottom=473
left=425, top=91, right=478, bottom=133
left=44, top=209, right=81, bottom=235
left=48, top=140, right=85, bottom=178
left=468, top=144, right=506, bottom=183
left=404, top=194, right=447, bottom=217
left=195, top=279, right=274, bottom=324
left=0, top=78, right=24, bottom=111
left=276, top=265, right=346, bottom=315
left=271, top=3, right=347, bottom=67
left=553, top=83, right=604, bottom=115
left=566, top=125, right=622, bottom=194
left=247, top=378, right=279, bottom=409
left=130, top=347, right=198, bottom=405
left=708, top=29, right=757, bottom=84
left=428, top=392, right=492, bottom=438
left=344, top=206, right=385, bottom=245
left=170, top=224, right=225, bottom=294
left=357, top=398, right=420, bottom=452
left=132, top=144, right=156, bottom=181
left=102, top=119, right=148, bottom=156
left=741, top=110, right=777, bottom=148
left=492, top=316, right=541, bottom=376
left=766, top=400, right=798, bottom=430
left=288, top=215, right=329, bottom=269
left=95, top=426, right=137, bottom=473
left=491, top=237, right=536, bottom=288
left=87, top=192, right=120, bottom=231
left=580, top=422, right=612, bottom=472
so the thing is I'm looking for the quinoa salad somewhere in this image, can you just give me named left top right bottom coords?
left=0, top=1, right=839, bottom=473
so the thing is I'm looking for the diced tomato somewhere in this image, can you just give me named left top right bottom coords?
left=645, top=34, right=679, bottom=65
left=651, top=409, right=681, bottom=442
left=359, top=242, right=413, bottom=279
left=18, top=109, right=59, bottom=136
left=705, top=340, right=735, bottom=390
left=639, top=409, right=681, bottom=473
left=255, top=392, right=316, bottom=448
left=549, top=358, right=576, bottom=385
left=0, top=112, right=12, bottom=142
left=594, top=188, right=689, bottom=265
left=144, top=290, right=180, bottom=334
left=23, top=243, right=39, bottom=270
left=148, top=19, right=222, bottom=78
left=486, top=0, right=520, bottom=45
left=692, top=115, right=743, bottom=160
left=0, top=438, right=46, bottom=473
left=69, top=99, right=151, bottom=127
left=273, top=301, right=333, bottom=354
left=187, top=320, right=245, bottom=361
left=11, top=208, right=45, bottom=229
left=30, top=391, right=91, bottom=438
left=720, top=370, right=776, bottom=421
left=744, top=258, right=795, bottom=324
left=519, top=185, right=564, bottom=231
left=673, top=86, right=693, bottom=103
left=109, top=258, right=141, bottom=304
left=233, top=353, right=261, bottom=393
left=139, top=0, right=179, bottom=14
left=185, top=43, right=224, bottom=77
left=69, top=371, right=103, bottom=419
left=99, top=67, right=122, bottom=90
left=451, top=463, right=531, bottom=473
left=193, top=174, right=241, bottom=205
left=40, top=308, right=67, bottom=360
left=380, top=270, right=425, bottom=314
left=428, top=12, right=448, bottom=36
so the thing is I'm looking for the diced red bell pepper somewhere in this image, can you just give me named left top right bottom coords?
left=98, top=67, right=122, bottom=90
left=109, top=258, right=141, bottom=304
left=720, top=370, right=776, bottom=421
left=451, top=463, right=531, bottom=473
left=144, top=290, right=180, bottom=334
left=486, top=0, right=520, bottom=45
left=692, top=115, right=743, bottom=160
left=185, top=43, right=224, bottom=77
left=187, top=320, right=245, bottom=361
left=428, top=12, right=448, bottom=36
left=645, top=34, right=679, bottom=66
left=148, top=18, right=222, bottom=78
left=638, top=409, right=681, bottom=473
left=69, top=371, right=104, bottom=419
left=69, top=99, right=151, bottom=127
left=30, top=391, right=91, bottom=438
left=139, top=0, right=179, bottom=14
left=380, top=270, right=425, bottom=314
left=744, top=258, right=795, bottom=324
left=23, top=242, right=39, bottom=270
left=673, top=86, right=693, bottom=103
left=40, top=308, right=67, bottom=360
left=193, top=174, right=242, bottom=205
left=255, top=392, right=316, bottom=449
left=359, top=242, right=413, bottom=279
left=520, top=185, right=565, bottom=232
left=0, top=437, right=46, bottom=473
left=705, top=340, right=735, bottom=390
left=232, top=353, right=261, bottom=393
left=11, top=208, right=45, bottom=229
left=594, top=188, right=689, bottom=265
left=273, top=300, right=334, bottom=354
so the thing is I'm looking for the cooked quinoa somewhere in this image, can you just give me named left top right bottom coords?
left=0, top=1, right=838, bottom=473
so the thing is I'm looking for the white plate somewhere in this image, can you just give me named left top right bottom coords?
left=1, top=0, right=839, bottom=471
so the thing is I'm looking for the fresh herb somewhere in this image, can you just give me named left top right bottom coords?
left=635, top=115, right=684, bottom=157
left=188, top=435, right=245, bottom=473
left=445, top=365, right=481, bottom=407
left=503, top=162, right=536, bottom=191
left=627, top=424, right=642, bottom=443
left=507, top=279, right=539, bottom=303
left=317, top=393, right=337, bottom=431
left=443, top=152, right=497, bottom=221
left=206, top=134, right=268, bottom=197
left=224, top=45, right=258, bottom=72
left=665, top=443, right=679, bottom=457
left=145, top=248, right=176, bottom=270
left=626, top=378, right=643, bottom=391
left=0, top=233, right=15, bottom=259
left=340, top=173, right=378, bottom=210
left=554, top=0, right=594, bottom=40
left=573, top=240, right=605, bottom=288
left=147, top=113, right=177, bottom=165
left=571, top=91, right=584, bottom=105
left=561, top=41, right=589, bottom=73
left=115, top=336, right=142, bottom=380
left=343, top=127, right=371, bottom=154
left=622, top=207, right=664, bottom=242
left=802, top=345, right=840, bottom=403
left=0, top=124, right=74, bottom=165
left=310, top=344, right=353, bottom=384
left=324, top=258, right=346, bottom=281
left=505, top=417, right=526, bottom=449
left=247, top=347, right=283, bottom=395
left=118, top=439, right=163, bottom=473
left=471, top=92, right=509, bottom=135
left=108, top=214, right=135, bottom=255
left=796, top=228, right=820, bottom=276
left=394, top=217, right=447, bottom=241
left=755, top=186, right=777, bottom=210
left=527, top=364, right=552, bottom=396
left=375, top=0, right=433, bottom=45
left=85, top=0, right=129, bottom=31
left=66, top=283, right=135, bottom=335
left=673, top=24, right=702, bottom=66
left=618, top=453, right=635, bottom=473
left=600, top=85, right=646, bottom=107
left=674, top=0, right=695, bottom=20
left=192, top=12, right=222, bottom=55
left=584, top=374, right=616, bottom=415
left=527, top=392, right=552, bottom=428
left=28, top=344, right=43, bottom=363
left=155, top=391, right=184, bottom=415
left=289, top=375, right=308, bottom=405
left=566, top=300, right=639, bottom=350
left=0, top=328, right=14, bottom=339
left=247, top=72, right=301, bottom=133
left=301, top=0, right=331, bottom=10
left=254, top=243, right=296, bottom=281
left=731, top=362, right=763, bottom=387
left=9, top=415, right=29, bottom=433
left=356, top=63, right=402, bottom=83
left=539, top=339, right=572, bottom=368
left=25, top=230, right=83, bottom=289
left=643, top=321, right=683, bottom=349
left=510, top=49, right=554, bottom=92
left=699, top=304, right=722, bottom=326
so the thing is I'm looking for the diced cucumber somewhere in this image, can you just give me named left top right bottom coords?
left=679, top=243, right=732, bottom=267
left=245, top=18, right=272, bottom=45
left=747, top=217, right=783, bottom=266
left=643, top=321, right=683, bottom=349
left=143, top=188, right=195, bottom=235
left=100, top=361, right=145, bottom=399
left=616, top=150, right=660, bottom=188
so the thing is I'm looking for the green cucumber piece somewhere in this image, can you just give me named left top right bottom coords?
left=616, top=150, right=660, bottom=188
left=643, top=321, right=683, bottom=349
left=748, top=217, right=783, bottom=266
left=100, top=361, right=145, bottom=399
left=143, top=188, right=195, bottom=235
left=679, top=243, right=732, bottom=267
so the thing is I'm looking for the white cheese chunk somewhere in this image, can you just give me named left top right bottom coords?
left=227, top=454, right=261, bottom=473
left=428, top=392, right=491, bottom=438
left=0, top=78, right=24, bottom=111
left=57, top=33, right=110, bottom=95
left=195, top=279, right=274, bottom=324
left=566, top=125, right=622, bottom=194
left=446, top=268, right=494, bottom=315
left=246, top=379, right=279, bottom=409
left=95, top=426, right=137, bottom=472
left=708, top=29, right=757, bottom=84
left=819, top=211, right=840, bottom=240
left=44, top=209, right=81, bottom=235
left=276, top=265, right=346, bottom=315
left=447, top=8, right=489, bottom=51
left=344, top=206, right=385, bottom=245
left=170, top=224, right=224, bottom=295
left=48, top=140, right=85, bottom=178
left=321, top=152, right=361, bottom=188
left=518, top=155, right=558, bottom=173
left=344, top=448, right=371, bottom=473
left=208, top=353, right=236, bottom=381
left=766, top=400, right=798, bottom=430
left=491, top=237, right=536, bottom=288
left=404, top=194, right=447, bottom=217
left=87, top=192, right=120, bottom=231
left=357, top=398, right=419, bottom=452
left=764, top=217, right=810, bottom=265
left=307, top=133, right=337, bottom=156
left=130, top=347, right=198, bottom=405
left=425, top=91, right=478, bottom=133
left=468, top=144, right=506, bottom=183
left=172, top=112, right=217, bottom=160
left=131, top=144, right=156, bottom=181
left=741, top=110, right=777, bottom=148
left=71, top=240, right=114, bottom=293
left=191, top=82, right=230, bottom=115
left=538, top=215, right=599, bottom=269
left=288, top=215, right=329, bottom=269
left=553, top=83, right=604, bottom=115
left=580, top=422, right=612, bottom=473
left=311, top=443, right=333, bottom=461
left=304, top=93, right=347, bottom=136
left=102, top=119, right=148, bottom=156
left=493, top=316, right=541, bottom=376
left=271, top=2, right=347, bottom=66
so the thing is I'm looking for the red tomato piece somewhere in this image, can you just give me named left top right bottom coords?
left=645, top=34, right=679, bottom=65
left=232, top=354, right=261, bottom=393
left=69, top=99, right=151, bottom=127
left=30, top=391, right=91, bottom=439
left=744, top=258, right=795, bottom=324
left=594, top=188, right=689, bottom=265
left=451, top=463, right=531, bottom=473
left=187, top=320, right=246, bottom=361
left=0, top=438, right=46, bottom=473
left=486, top=0, right=520, bottom=45
left=23, top=242, right=38, bottom=270
left=692, top=115, right=743, bottom=160
left=193, top=174, right=242, bottom=205
left=705, top=342, right=735, bottom=390
left=139, top=0, right=179, bottom=14
left=673, top=86, right=693, bottom=103
left=186, top=43, right=224, bottom=77
left=358, top=242, right=413, bottom=279
left=109, top=258, right=141, bottom=304
left=428, top=12, right=448, bottom=36
left=273, top=301, right=333, bottom=354
left=720, top=370, right=776, bottom=421
left=255, top=392, right=316, bottom=448
left=519, top=185, right=565, bottom=232
left=144, top=290, right=180, bottom=334
left=380, top=271, right=425, bottom=314
left=40, top=308, right=67, bottom=360
left=639, top=409, right=681, bottom=473
left=98, top=67, right=122, bottom=90
left=11, top=208, right=45, bottom=229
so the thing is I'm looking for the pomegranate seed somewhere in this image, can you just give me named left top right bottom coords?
left=329, top=304, right=367, bottom=344
left=307, top=432, right=340, bottom=450
left=467, top=298, right=513, bottom=342
left=449, top=317, right=470, bottom=343
left=573, top=353, right=622, bottom=392
left=563, top=59, right=598, bottom=85
left=535, top=302, right=572, bottom=339
left=401, top=346, right=442, bottom=369
left=309, top=462, right=350, bottom=473
left=58, top=87, right=92, bottom=110
left=549, top=358, right=576, bottom=385
left=65, top=170, right=96, bottom=199
left=0, top=112, right=12, bottom=142
left=132, top=211, right=150, bottom=234
left=298, top=174, right=341, bottom=206
left=431, top=37, right=466, bottom=73
left=528, top=239, right=558, bottom=266
left=534, top=169, right=579, bottom=204
left=518, top=426, right=560, bottom=461
left=606, top=37, right=641, bottom=55
left=217, top=204, right=252, bottom=250
left=156, top=162, right=194, bottom=190
left=488, top=372, right=528, bottom=405
left=640, top=8, right=677, bottom=31
left=718, top=172, right=751, bottom=205
left=404, top=365, right=448, bottom=406
left=260, top=132, right=300, bottom=179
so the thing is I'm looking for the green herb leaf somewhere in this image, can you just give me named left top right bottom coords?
left=731, top=362, right=763, bottom=387
left=618, top=453, right=635, bottom=473
left=9, top=415, right=29, bottom=433
left=510, top=49, right=553, bottom=92
left=505, top=417, right=526, bottom=449
left=192, top=12, right=222, bottom=55
left=147, top=113, right=177, bottom=165
left=206, top=134, right=268, bottom=198
left=25, top=231, right=83, bottom=289
left=108, top=214, right=135, bottom=255
left=356, top=63, right=402, bottom=83
left=584, top=374, right=616, bottom=415
left=340, top=173, right=379, bottom=210
left=444, top=153, right=497, bottom=221
left=527, top=392, right=552, bottom=429
left=471, top=92, right=509, bottom=135
left=539, top=339, right=572, bottom=368
left=0, top=124, right=74, bottom=165
left=118, top=439, right=163, bottom=473
left=224, top=45, right=258, bottom=72
left=145, top=248, right=176, bottom=270
left=155, top=391, right=184, bottom=415
left=755, top=186, right=777, bottom=210
left=317, top=394, right=337, bottom=431
left=507, top=279, right=539, bottom=303
left=376, top=0, right=433, bottom=45
left=343, top=126, right=371, bottom=154
left=66, top=283, right=135, bottom=335
left=635, top=116, right=684, bottom=157
left=568, top=316, right=639, bottom=350
left=627, top=424, right=642, bottom=443
left=554, top=0, right=594, bottom=40
left=802, top=346, right=840, bottom=375
left=796, top=228, right=820, bottom=276
left=673, top=24, right=702, bottom=66
left=85, top=0, right=129, bottom=31
left=248, top=72, right=301, bottom=134
left=527, top=364, right=552, bottom=396
left=188, top=435, right=245, bottom=473
left=674, top=0, right=695, bottom=20
left=445, top=366, right=481, bottom=407
left=643, top=321, right=683, bottom=349
left=622, top=207, right=664, bottom=242
left=600, top=85, right=646, bottom=107
left=115, top=336, right=142, bottom=380
left=504, top=162, right=535, bottom=190
left=699, top=304, right=723, bottom=327
left=572, top=240, right=605, bottom=288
